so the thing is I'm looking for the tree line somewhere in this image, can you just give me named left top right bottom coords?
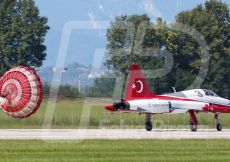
left=0, top=0, right=229, bottom=99
left=93, top=0, right=230, bottom=98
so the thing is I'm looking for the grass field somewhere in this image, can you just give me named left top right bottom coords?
left=0, top=139, right=230, bottom=162
left=1, top=98, right=230, bottom=129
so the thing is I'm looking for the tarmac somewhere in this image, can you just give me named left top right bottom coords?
left=0, top=129, right=230, bottom=140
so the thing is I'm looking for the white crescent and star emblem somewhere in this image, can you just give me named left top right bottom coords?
left=132, top=80, right=144, bottom=93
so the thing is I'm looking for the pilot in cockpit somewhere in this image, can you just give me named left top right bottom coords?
left=203, top=89, right=218, bottom=97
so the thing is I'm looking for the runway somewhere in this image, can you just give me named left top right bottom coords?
left=0, top=129, right=230, bottom=140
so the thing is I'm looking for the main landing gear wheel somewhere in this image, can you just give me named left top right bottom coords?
left=216, top=123, right=222, bottom=131
left=145, top=114, right=152, bottom=131
left=190, top=120, right=197, bottom=132
left=215, top=113, right=222, bottom=131
left=145, top=121, right=152, bottom=131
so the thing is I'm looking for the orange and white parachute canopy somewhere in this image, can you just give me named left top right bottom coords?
left=0, top=66, right=43, bottom=118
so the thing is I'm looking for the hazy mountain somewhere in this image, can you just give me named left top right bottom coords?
left=38, top=63, right=95, bottom=89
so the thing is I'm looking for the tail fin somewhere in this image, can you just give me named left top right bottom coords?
left=125, top=64, right=155, bottom=100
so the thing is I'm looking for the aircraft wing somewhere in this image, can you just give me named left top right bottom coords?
left=170, top=109, right=188, bottom=114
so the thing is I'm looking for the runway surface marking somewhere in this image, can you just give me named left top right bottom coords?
left=0, top=129, right=230, bottom=140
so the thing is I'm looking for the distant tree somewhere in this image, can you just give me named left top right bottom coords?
left=43, top=83, right=80, bottom=98
left=42, top=82, right=51, bottom=97
left=58, top=85, right=80, bottom=98
left=0, top=0, right=49, bottom=74
left=86, top=78, right=115, bottom=97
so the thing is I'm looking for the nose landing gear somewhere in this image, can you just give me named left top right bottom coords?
left=190, top=120, right=198, bottom=132
left=189, top=110, right=198, bottom=132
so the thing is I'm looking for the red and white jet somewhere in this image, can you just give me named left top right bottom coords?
left=105, top=64, right=230, bottom=131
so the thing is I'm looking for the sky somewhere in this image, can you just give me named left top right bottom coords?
left=34, top=0, right=230, bottom=68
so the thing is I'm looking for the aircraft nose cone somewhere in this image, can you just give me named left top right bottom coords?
left=104, top=105, right=115, bottom=111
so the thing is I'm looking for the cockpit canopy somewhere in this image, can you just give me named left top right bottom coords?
left=202, top=89, right=218, bottom=97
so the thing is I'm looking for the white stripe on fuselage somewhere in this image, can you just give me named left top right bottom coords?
left=128, top=98, right=206, bottom=114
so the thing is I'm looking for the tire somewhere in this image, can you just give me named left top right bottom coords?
left=216, top=123, right=222, bottom=131
left=145, top=121, right=152, bottom=131
left=190, top=121, right=197, bottom=132
left=190, top=126, right=197, bottom=132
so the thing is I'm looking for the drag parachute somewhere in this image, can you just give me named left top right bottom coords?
left=0, top=66, right=43, bottom=118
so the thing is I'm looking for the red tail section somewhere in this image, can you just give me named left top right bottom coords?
left=125, top=64, right=155, bottom=100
